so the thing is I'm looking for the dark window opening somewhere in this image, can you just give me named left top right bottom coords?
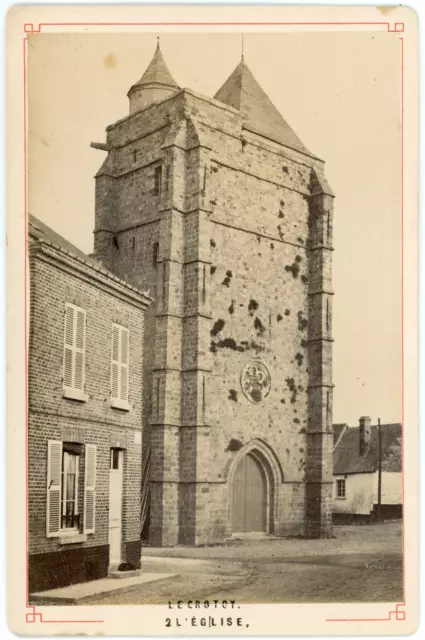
left=154, top=166, right=162, bottom=195
left=326, top=299, right=330, bottom=332
left=153, top=242, right=159, bottom=266
left=110, top=448, right=120, bottom=470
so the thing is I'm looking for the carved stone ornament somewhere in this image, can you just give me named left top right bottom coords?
left=241, top=360, right=271, bottom=404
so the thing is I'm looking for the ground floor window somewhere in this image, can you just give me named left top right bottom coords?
left=47, top=440, right=97, bottom=537
left=61, top=445, right=81, bottom=529
left=336, top=478, right=346, bottom=498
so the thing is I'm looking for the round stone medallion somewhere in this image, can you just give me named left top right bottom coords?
left=241, top=360, right=271, bottom=404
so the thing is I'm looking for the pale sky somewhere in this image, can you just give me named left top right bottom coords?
left=27, top=31, right=402, bottom=425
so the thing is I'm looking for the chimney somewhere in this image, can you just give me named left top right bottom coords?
left=359, top=416, right=371, bottom=455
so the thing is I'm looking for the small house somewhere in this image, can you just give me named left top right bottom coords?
left=333, top=417, right=402, bottom=523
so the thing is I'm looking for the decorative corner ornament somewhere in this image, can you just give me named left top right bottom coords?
left=241, top=360, right=271, bottom=404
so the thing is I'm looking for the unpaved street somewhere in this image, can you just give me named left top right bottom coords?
left=88, top=522, right=403, bottom=605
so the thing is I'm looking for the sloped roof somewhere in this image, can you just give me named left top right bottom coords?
left=128, top=42, right=179, bottom=96
left=333, top=423, right=347, bottom=448
left=28, top=214, right=100, bottom=266
left=28, top=214, right=152, bottom=304
left=214, top=59, right=312, bottom=156
left=333, top=423, right=402, bottom=475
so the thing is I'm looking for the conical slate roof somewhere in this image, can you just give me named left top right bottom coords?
left=128, top=41, right=179, bottom=96
left=214, top=59, right=311, bottom=156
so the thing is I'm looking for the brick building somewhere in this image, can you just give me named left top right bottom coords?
left=27, top=215, right=151, bottom=592
left=92, top=43, right=335, bottom=546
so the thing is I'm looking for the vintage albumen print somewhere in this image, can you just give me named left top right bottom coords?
left=6, top=3, right=418, bottom=637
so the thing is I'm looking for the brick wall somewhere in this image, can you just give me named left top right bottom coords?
left=28, top=248, right=147, bottom=589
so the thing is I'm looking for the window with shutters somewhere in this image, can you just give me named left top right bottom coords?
left=110, top=324, right=130, bottom=411
left=61, top=444, right=81, bottom=530
left=46, top=440, right=96, bottom=539
left=62, top=303, right=88, bottom=402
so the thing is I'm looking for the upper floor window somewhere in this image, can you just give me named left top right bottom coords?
left=154, top=166, right=162, bottom=196
left=62, top=303, right=88, bottom=402
left=111, top=324, right=130, bottom=411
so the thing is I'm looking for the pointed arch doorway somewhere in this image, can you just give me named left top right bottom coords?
left=231, top=452, right=268, bottom=533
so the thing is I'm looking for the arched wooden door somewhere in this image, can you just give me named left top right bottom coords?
left=231, top=453, right=267, bottom=533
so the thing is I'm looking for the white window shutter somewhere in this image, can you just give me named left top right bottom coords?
left=74, top=308, right=86, bottom=390
left=46, top=440, right=62, bottom=537
left=120, top=328, right=129, bottom=402
left=63, top=304, right=86, bottom=391
left=111, top=326, right=120, bottom=400
left=111, top=325, right=129, bottom=402
left=63, top=306, right=74, bottom=388
left=83, top=444, right=96, bottom=534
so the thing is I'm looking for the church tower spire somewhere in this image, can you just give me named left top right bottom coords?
left=127, top=40, right=180, bottom=114
left=214, top=58, right=311, bottom=156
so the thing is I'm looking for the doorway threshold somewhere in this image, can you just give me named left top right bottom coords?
left=231, top=532, right=274, bottom=541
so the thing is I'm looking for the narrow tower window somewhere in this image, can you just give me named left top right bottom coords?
left=155, top=379, right=160, bottom=421
left=326, top=390, right=331, bottom=424
left=165, top=165, right=170, bottom=192
left=203, top=165, right=207, bottom=194
left=154, top=166, right=162, bottom=195
left=326, top=298, right=330, bottom=332
left=202, top=265, right=206, bottom=304
left=133, top=150, right=137, bottom=162
left=152, top=242, right=159, bottom=266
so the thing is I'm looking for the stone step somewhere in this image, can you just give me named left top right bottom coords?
left=108, top=569, right=142, bottom=579
left=30, top=572, right=175, bottom=605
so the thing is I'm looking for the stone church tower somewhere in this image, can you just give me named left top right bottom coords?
left=93, top=42, right=335, bottom=546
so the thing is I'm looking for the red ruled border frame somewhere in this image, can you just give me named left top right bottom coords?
left=22, top=19, right=406, bottom=628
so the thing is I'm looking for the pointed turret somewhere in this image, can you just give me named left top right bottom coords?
left=214, top=59, right=311, bottom=155
left=128, top=41, right=180, bottom=114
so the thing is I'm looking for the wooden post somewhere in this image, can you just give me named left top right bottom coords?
left=377, top=418, right=382, bottom=521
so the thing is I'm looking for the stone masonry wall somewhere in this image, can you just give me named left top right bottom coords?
left=93, top=87, right=333, bottom=544
left=196, top=133, right=312, bottom=539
